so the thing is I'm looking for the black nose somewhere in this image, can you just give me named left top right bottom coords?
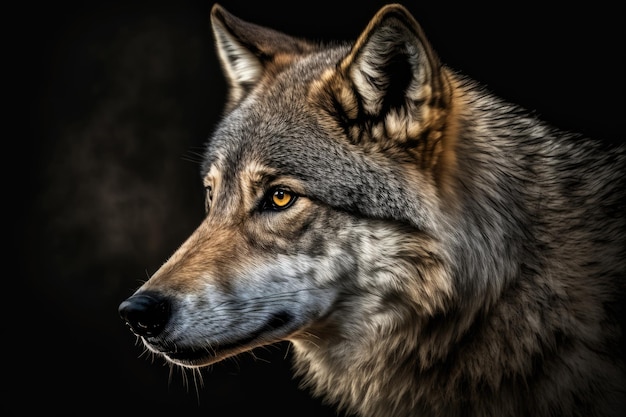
left=118, top=292, right=171, bottom=337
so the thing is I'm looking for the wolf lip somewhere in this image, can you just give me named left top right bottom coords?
left=163, top=311, right=294, bottom=364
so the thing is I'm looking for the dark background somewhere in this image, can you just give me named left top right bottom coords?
left=11, top=0, right=623, bottom=415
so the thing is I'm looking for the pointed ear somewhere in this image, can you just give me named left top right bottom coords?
left=210, top=4, right=315, bottom=109
left=314, top=4, right=450, bottom=148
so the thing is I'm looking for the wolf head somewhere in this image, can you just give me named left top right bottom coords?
left=118, top=3, right=457, bottom=370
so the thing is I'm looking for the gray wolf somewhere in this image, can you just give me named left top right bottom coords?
left=119, top=3, right=626, bottom=416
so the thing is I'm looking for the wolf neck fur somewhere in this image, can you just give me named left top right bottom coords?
left=288, top=67, right=624, bottom=417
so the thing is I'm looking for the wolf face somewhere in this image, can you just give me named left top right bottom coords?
left=119, top=4, right=625, bottom=417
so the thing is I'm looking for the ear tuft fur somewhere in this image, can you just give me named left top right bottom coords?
left=312, top=4, right=452, bottom=153
left=342, top=4, right=444, bottom=117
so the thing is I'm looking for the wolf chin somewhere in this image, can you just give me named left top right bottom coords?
left=119, top=3, right=626, bottom=416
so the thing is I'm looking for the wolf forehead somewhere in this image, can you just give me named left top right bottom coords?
left=201, top=47, right=343, bottom=174
left=200, top=70, right=432, bottom=227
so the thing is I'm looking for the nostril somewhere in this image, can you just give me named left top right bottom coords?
left=118, top=292, right=171, bottom=337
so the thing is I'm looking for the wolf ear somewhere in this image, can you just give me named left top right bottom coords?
left=317, top=4, right=450, bottom=147
left=210, top=4, right=315, bottom=109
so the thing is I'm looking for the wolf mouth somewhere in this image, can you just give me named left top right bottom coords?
left=161, top=311, right=294, bottom=365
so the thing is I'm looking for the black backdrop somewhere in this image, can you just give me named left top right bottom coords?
left=11, top=1, right=623, bottom=415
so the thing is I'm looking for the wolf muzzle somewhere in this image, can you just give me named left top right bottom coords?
left=118, top=292, right=171, bottom=337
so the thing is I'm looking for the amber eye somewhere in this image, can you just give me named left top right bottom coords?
left=272, top=189, right=292, bottom=206
left=264, top=188, right=297, bottom=211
